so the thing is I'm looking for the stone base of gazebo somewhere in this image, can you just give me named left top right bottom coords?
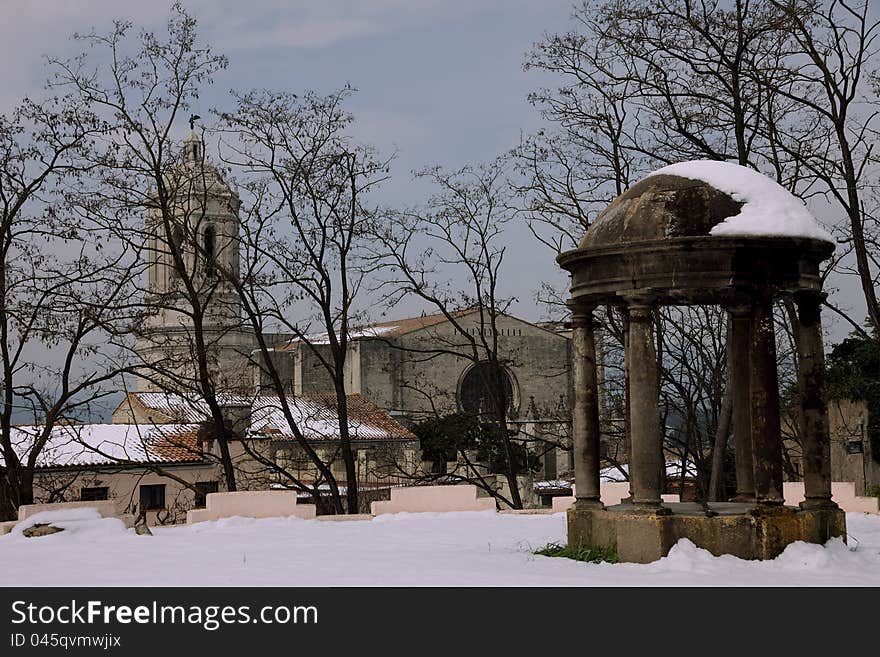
left=567, top=502, right=846, bottom=563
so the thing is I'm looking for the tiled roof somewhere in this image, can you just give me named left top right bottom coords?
left=124, top=392, right=254, bottom=424
left=121, top=392, right=416, bottom=442
left=251, top=394, right=416, bottom=442
left=2, top=424, right=204, bottom=469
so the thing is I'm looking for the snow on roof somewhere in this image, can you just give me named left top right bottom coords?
left=125, top=392, right=416, bottom=442
left=294, top=325, right=401, bottom=346
left=250, top=395, right=415, bottom=442
left=275, top=308, right=486, bottom=351
left=2, top=424, right=203, bottom=469
left=129, top=392, right=254, bottom=423
left=646, top=160, right=834, bottom=243
left=533, top=479, right=573, bottom=491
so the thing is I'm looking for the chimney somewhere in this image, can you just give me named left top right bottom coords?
left=221, top=401, right=252, bottom=439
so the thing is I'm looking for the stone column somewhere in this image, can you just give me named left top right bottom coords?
left=795, top=291, right=837, bottom=510
left=749, top=294, right=785, bottom=505
left=571, top=306, right=602, bottom=508
left=626, top=300, right=665, bottom=511
left=729, top=306, right=756, bottom=501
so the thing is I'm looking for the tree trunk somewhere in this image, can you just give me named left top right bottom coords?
left=497, top=413, right=523, bottom=509
left=216, top=433, right=238, bottom=493
left=334, top=379, right=359, bottom=514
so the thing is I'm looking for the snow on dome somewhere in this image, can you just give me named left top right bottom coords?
left=645, top=160, right=834, bottom=243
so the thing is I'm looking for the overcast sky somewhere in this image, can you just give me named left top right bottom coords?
left=0, top=0, right=868, bottom=341
left=0, top=0, right=581, bottom=322
left=0, top=0, right=574, bottom=195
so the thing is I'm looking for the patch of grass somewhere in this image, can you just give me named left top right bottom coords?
left=533, top=542, right=619, bottom=564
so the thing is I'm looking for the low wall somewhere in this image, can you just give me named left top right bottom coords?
left=783, top=482, right=879, bottom=514
left=186, top=490, right=316, bottom=524
left=552, top=481, right=879, bottom=514
left=371, top=485, right=496, bottom=515
left=552, top=484, right=680, bottom=512
left=18, top=500, right=118, bottom=521
left=15, top=500, right=135, bottom=528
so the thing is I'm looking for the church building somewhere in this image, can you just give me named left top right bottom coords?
left=135, top=130, right=573, bottom=434
left=271, top=309, right=572, bottom=427
left=120, top=130, right=575, bottom=506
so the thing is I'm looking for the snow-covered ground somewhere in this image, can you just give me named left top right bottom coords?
left=2, top=509, right=879, bottom=586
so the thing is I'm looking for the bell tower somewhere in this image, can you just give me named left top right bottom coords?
left=135, top=130, right=253, bottom=392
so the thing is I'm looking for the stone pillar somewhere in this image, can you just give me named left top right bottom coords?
left=749, top=295, right=785, bottom=505
left=626, top=300, right=665, bottom=511
left=571, top=306, right=602, bottom=508
left=795, top=291, right=837, bottom=510
left=729, top=307, right=755, bottom=501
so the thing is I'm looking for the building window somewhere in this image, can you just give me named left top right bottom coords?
left=458, top=361, right=516, bottom=416
left=80, top=487, right=108, bottom=501
left=139, top=484, right=166, bottom=511
left=277, top=445, right=312, bottom=479
left=203, top=225, right=216, bottom=278
left=193, top=481, right=219, bottom=508
left=544, top=446, right=558, bottom=480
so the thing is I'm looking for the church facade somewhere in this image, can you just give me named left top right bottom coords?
left=271, top=310, right=572, bottom=426
left=6, top=131, right=576, bottom=524
left=137, top=132, right=574, bottom=428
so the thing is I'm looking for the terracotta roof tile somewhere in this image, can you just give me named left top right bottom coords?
left=119, top=392, right=416, bottom=442
left=3, top=424, right=205, bottom=469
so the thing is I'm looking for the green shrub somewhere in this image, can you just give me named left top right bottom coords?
left=533, top=542, right=619, bottom=564
left=865, top=484, right=880, bottom=499
left=826, top=335, right=880, bottom=464
left=413, top=412, right=541, bottom=476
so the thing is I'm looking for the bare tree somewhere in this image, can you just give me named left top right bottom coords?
left=765, top=1, right=880, bottom=336
left=216, top=87, right=392, bottom=513
left=369, top=159, right=536, bottom=508
left=0, top=85, right=141, bottom=519
left=657, top=307, right=729, bottom=498
left=48, top=4, right=247, bottom=492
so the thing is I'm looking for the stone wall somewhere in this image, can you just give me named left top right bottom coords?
left=391, top=314, right=571, bottom=420
left=828, top=399, right=880, bottom=495
left=295, top=313, right=571, bottom=424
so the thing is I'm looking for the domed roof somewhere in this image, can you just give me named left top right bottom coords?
left=579, top=161, right=832, bottom=249
left=559, top=161, right=834, bottom=306
left=579, top=174, right=742, bottom=249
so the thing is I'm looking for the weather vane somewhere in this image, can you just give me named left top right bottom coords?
left=189, top=114, right=201, bottom=131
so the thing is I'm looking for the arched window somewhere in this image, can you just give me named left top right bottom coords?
left=203, top=225, right=216, bottom=278
left=458, top=361, right=516, bottom=417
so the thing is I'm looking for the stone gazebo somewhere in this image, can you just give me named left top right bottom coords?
left=558, top=161, right=846, bottom=563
